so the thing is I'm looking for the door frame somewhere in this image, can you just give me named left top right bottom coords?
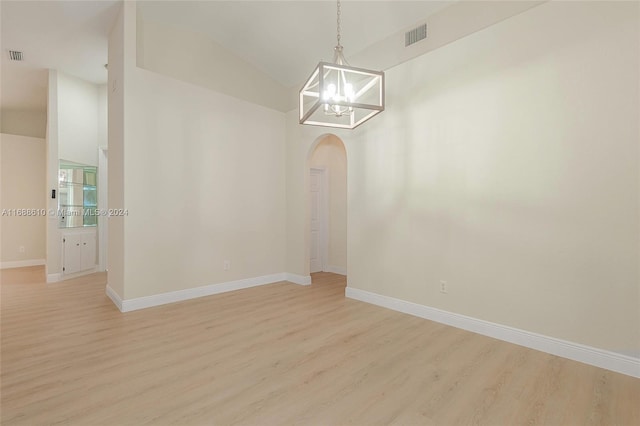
left=310, top=167, right=329, bottom=273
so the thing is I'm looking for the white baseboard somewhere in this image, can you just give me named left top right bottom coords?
left=324, top=265, right=347, bottom=276
left=106, top=285, right=123, bottom=311
left=285, top=273, right=312, bottom=285
left=345, top=287, right=640, bottom=379
left=1, top=258, right=45, bottom=269
left=47, top=273, right=62, bottom=283
left=110, top=273, right=310, bottom=312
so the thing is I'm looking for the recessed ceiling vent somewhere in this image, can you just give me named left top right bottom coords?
left=405, top=24, right=427, bottom=47
left=8, top=50, right=23, bottom=61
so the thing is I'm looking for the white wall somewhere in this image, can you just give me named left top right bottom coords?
left=109, top=2, right=287, bottom=300
left=309, top=135, right=347, bottom=273
left=57, top=72, right=100, bottom=166
left=347, top=1, right=639, bottom=355
left=45, top=70, right=61, bottom=279
left=0, top=110, right=47, bottom=139
left=107, top=1, right=126, bottom=297
left=286, top=1, right=639, bottom=357
left=137, top=16, right=290, bottom=112
left=0, top=133, right=46, bottom=266
left=97, top=85, right=108, bottom=148
left=124, top=71, right=287, bottom=299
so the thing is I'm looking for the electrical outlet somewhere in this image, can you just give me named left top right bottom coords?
left=19, top=246, right=25, bottom=253
left=223, top=260, right=231, bottom=271
left=440, top=280, right=448, bottom=294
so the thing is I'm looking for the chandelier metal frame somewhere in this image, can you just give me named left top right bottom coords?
left=299, top=0, right=385, bottom=129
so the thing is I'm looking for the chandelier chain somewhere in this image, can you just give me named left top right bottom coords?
left=336, top=0, right=341, bottom=47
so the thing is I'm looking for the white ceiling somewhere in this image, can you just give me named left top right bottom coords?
left=138, top=1, right=453, bottom=87
left=1, top=0, right=453, bottom=112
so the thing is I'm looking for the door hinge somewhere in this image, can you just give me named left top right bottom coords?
left=63, top=267, right=65, bottom=272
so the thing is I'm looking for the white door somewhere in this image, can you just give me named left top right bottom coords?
left=310, top=168, right=325, bottom=273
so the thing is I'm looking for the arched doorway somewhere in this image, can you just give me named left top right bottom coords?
left=307, top=134, right=347, bottom=279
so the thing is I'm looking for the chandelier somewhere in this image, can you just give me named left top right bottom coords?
left=299, top=0, right=385, bottom=129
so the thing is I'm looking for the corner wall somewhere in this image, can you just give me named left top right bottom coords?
left=45, top=70, right=61, bottom=280
left=109, top=2, right=287, bottom=301
left=107, top=1, right=127, bottom=297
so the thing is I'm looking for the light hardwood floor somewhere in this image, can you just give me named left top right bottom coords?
left=1, top=267, right=638, bottom=425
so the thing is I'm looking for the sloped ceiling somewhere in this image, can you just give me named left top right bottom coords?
left=137, top=1, right=454, bottom=88
left=3, top=1, right=546, bottom=114
left=1, top=1, right=453, bottom=112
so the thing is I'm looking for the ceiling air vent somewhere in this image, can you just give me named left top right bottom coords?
left=405, top=24, right=427, bottom=47
left=8, top=50, right=23, bottom=61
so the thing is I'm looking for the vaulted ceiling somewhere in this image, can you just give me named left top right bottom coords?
left=1, top=1, right=454, bottom=112
left=137, top=1, right=453, bottom=88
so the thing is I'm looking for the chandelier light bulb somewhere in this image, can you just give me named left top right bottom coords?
left=325, top=83, right=337, bottom=101
left=345, top=83, right=354, bottom=101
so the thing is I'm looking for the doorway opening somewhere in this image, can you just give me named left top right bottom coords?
left=308, top=134, right=347, bottom=282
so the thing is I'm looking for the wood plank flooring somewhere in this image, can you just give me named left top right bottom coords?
left=1, top=267, right=638, bottom=425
